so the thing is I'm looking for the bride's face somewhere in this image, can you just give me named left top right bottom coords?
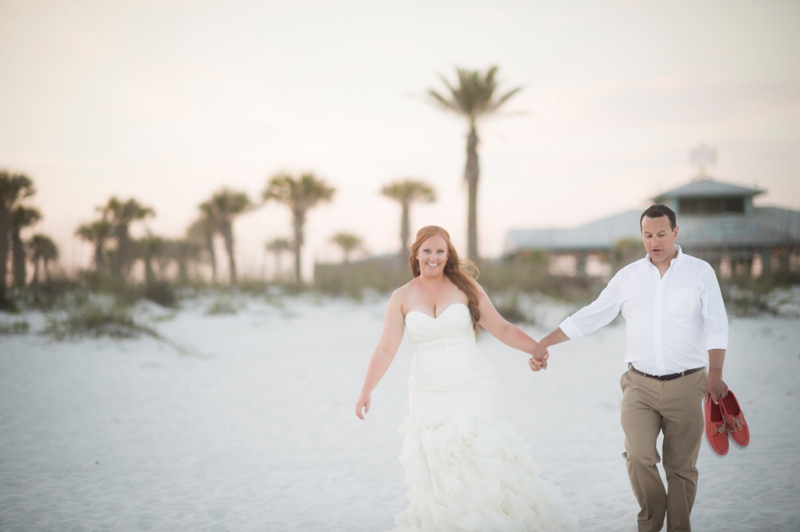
left=416, top=235, right=449, bottom=277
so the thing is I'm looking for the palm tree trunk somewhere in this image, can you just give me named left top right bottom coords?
left=0, top=208, right=10, bottom=305
left=112, top=225, right=129, bottom=278
left=44, top=258, right=51, bottom=283
left=273, top=253, right=281, bottom=281
left=292, top=211, right=305, bottom=287
left=465, top=126, right=480, bottom=261
left=205, top=232, right=217, bottom=283
left=11, top=230, right=26, bottom=288
left=400, top=201, right=410, bottom=257
left=94, top=240, right=105, bottom=271
left=221, top=222, right=236, bottom=284
left=32, top=259, right=40, bottom=286
left=177, top=254, right=189, bottom=285
left=144, top=256, right=156, bottom=286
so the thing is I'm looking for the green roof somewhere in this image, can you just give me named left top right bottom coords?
left=654, top=178, right=765, bottom=200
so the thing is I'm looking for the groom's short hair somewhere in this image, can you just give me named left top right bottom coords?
left=640, top=204, right=677, bottom=230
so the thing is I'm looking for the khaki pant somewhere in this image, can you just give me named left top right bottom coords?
left=620, top=368, right=707, bottom=532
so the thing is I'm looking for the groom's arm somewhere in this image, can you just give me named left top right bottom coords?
left=530, top=269, right=626, bottom=371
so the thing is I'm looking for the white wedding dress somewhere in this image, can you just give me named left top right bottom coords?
left=392, top=303, right=578, bottom=532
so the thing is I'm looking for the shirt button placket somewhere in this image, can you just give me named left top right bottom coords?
left=653, top=271, right=666, bottom=375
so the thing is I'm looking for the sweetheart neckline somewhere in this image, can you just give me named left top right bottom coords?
left=405, top=303, right=468, bottom=320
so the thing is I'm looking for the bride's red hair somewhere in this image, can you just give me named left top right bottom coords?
left=408, top=226, right=481, bottom=330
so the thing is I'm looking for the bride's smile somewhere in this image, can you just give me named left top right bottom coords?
left=415, top=235, right=450, bottom=279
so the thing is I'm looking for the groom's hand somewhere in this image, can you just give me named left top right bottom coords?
left=529, top=343, right=549, bottom=371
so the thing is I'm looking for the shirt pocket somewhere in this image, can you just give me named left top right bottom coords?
left=669, top=288, right=697, bottom=316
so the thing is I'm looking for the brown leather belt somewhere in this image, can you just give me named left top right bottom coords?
left=628, top=364, right=704, bottom=381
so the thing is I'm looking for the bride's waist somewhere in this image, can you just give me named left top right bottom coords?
left=410, top=334, right=476, bottom=353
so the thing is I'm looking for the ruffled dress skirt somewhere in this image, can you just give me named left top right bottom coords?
left=395, top=306, right=578, bottom=531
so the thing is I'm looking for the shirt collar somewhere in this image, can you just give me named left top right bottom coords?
left=643, top=245, right=683, bottom=267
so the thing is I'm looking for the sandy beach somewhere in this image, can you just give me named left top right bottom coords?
left=1, top=293, right=799, bottom=531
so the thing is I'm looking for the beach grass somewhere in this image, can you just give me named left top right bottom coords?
left=0, top=319, right=30, bottom=335
left=41, top=301, right=156, bottom=340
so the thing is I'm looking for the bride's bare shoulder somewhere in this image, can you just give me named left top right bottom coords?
left=388, top=279, right=421, bottom=313
left=391, top=280, right=415, bottom=301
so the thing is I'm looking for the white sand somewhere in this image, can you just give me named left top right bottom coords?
left=1, top=293, right=799, bottom=531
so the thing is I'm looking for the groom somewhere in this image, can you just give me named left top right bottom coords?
left=529, top=204, right=729, bottom=532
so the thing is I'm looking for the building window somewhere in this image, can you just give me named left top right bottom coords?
left=678, top=197, right=745, bottom=214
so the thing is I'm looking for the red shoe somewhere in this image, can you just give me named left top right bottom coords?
left=720, top=390, right=750, bottom=448
left=704, top=394, right=729, bottom=456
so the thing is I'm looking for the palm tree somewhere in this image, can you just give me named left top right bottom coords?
left=330, top=232, right=364, bottom=264
left=75, top=218, right=113, bottom=271
left=28, top=234, right=59, bottom=284
left=202, top=189, right=253, bottom=285
left=11, top=205, right=41, bottom=287
left=265, top=237, right=292, bottom=281
left=99, top=197, right=155, bottom=279
left=380, top=179, right=436, bottom=256
left=263, top=172, right=336, bottom=286
left=0, top=171, right=35, bottom=306
left=428, top=66, right=522, bottom=260
left=187, top=214, right=218, bottom=283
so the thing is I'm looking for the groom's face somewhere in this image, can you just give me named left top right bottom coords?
left=641, top=215, right=678, bottom=264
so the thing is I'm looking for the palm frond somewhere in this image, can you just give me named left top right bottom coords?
left=427, top=66, right=523, bottom=126
left=428, top=89, right=458, bottom=113
left=488, top=86, right=524, bottom=113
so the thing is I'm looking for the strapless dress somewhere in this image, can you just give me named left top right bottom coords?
left=392, top=303, right=578, bottom=532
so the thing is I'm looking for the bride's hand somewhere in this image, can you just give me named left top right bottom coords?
left=529, top=342, right=549, bottom=371
left=355, top=391, right=371, bottom=420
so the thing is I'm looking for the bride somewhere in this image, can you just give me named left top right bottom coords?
left=355, top=226, right=578, bottom=531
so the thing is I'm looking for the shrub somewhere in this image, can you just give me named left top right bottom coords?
left=145, top=281, right=177, bottom=308
left=42, top=303, right=155, bottom=340
left=0, top=319, right=30, bottom=335
left=314, top=256, right=410, bottom=299
left=205, top=298, right=243, bottom=315
left=491, top=292, right=531, bottom=324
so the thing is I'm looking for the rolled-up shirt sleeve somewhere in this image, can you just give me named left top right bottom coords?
left=559, top=269, right=624, bottom=340
left=700, top=264, right=729, bottom=350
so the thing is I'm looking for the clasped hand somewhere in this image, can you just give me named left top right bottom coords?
left=528, top=343, right=549, bottom=372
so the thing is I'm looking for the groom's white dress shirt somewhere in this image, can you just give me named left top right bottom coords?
left=558, top=246, right=728, bottom=376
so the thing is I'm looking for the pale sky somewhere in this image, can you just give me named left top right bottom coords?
left=1, top=0, right=799, bottom=279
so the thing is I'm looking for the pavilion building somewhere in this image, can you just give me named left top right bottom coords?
left=502, top=176, right=800, bottom=281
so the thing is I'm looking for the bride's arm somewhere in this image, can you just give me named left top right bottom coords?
left=475, top=283, right=540, bottom=356
left=355, top=289, right=406, bottom=420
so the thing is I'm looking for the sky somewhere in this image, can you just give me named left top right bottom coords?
left=1, top=0, right=799, bottom=279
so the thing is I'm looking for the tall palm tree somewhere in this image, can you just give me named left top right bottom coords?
left=75, top=218, right=113, bottom=271
left=265, top=237, right=292, bottom=281
left=187, top=214, right=218, bottom=283
left=428, top=66, right=522, bottom=260
left=330, top=232, right=364, bottom=264
left=28, top=234, right=58, bottom=284
left=11, top=205, right=41, bottom=287
left=380, top=179, right=436, bottom=256
left=99, top=197, right=155, bottom=279
left=0, top=171, right=35, bottom=306
left=202, top=189, right=253, bottom=285
left=263, top=172, right=335, bottom=286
